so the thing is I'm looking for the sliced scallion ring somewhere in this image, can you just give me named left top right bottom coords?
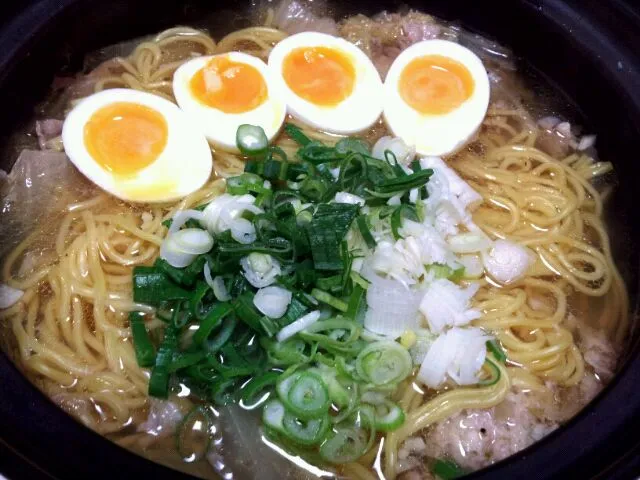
left=263, top=399, right=286, bottom=433
left=175, top=406, right=215, bottom=462
left=319, top=427, right=368, bottom=464
left=478, top=357, right=501, bottom=386
left=282, top=412, right=330, bottom=446
left=237, top=124, right=268, bottom=155
left=355, top=341, right=412, bottom=386
left=371, top=399, right=405, bottom=431
left=281, top=371, right=330, bottom=420
left=319, top=405, right=375, bottom=464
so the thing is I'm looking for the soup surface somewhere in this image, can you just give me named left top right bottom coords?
left=0, top=2, right=628, bottom=479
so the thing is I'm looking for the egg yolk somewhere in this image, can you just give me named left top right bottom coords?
left=190, top=56, right=268, bottom=113
left=84, top=102, right=168, bottom=175
left=399, top=55, right=475, bottom=115
left=282, top=46, right=355, bottom=106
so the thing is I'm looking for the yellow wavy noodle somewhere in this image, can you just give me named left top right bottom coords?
left=0, top=25, right=628, bottom=480
left=1, top=179, right=225, bottom=434
left=375, top=108, right=628, bottom=479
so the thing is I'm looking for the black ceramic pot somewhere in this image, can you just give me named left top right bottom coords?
left=0, top=1, right=639, bottom=479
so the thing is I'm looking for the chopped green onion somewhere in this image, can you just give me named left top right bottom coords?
left=487, top=339, right=507, bottom=364
left=390, top=205, right=419, bottom=240
left=319, top=427, right=368, bottom=464
left=217, top=237, right=293, bottom=261
left=226, top=173, right=268, bottom=195
left=207, top=353, right=255, bottom=378
left=309, top=366, right=353, bottom=409
left=190, top=281, right=214, bottom=320
left=263, top=337, right=317, bottom=366
left=204, top=315, right=238, bottom=353
left=133, top=267, right=191, bottom=306
left=350, top=271, right=370, bottom=290
left=233, top=292, right=268, bottom=333
left=263, top=399, right=287, bottom=432
left=478, top=357, right=501, bottom=386
left=426, top=263, right=466, bottom=282
left=168, top=350, right=206, bottom=373
left=355, top=341, right=412, bottom=386
left=299, top=319, right=362, bottom=351
left=311, top=288, right=348, bottom=312
left=237, top=124, right=268, bottom=155
left=129, top=312, right=155, bottom=367
left=307, top=203, right=359, bottom=271
left=335, top=137, right=370, bottom=156
left=149, top=325, right=178, bottom=398
left=356, top=215, right=377, bottom=249
left=345, top=284, right=366, bottom=321
left=210, top=377, right=237, bottom=405
left=283, top=412, right=330, bottom=446
left=277, top=371, right=330, bottom=420
left=315, top=275, right=342, bottom=292
left=319, top=408, right=375, bottom=464
left=192, top=302, right=234, bottom=348
left=368, top=399, right=405, bottom=431
left=155, top=256, right=206, bottom=287
left=240, top=371, right=280, bottom=406
left=298, top=142, right=339, bottom=165
left=432, top=459, right=468, bottom=480
left=373, top=169, right=434, bottom=195
left=284, top=123, right=311, bottom=146
left=175, top=406, right=214, bottom=462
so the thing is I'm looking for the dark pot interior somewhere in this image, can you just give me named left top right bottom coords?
left=0, top=0, right=639, bottom=479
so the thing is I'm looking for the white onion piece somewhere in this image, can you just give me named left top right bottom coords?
left=419, top=278, right=481, bottom=333
left=483, top=239, right=533, bottom=284
left=0, top=283, right=24, bottom=309
left=240, top=253, right=281, bottom=288
left=372, top=136, right=416, bottom=165
left=168, top=209, right=205, bottom=235
left=254, top=286, right=292, bottom=319
left=160, top=243, right=195, bottom=268
left=538, top=116, right=561, bottom=130
left=409, top=332, right=436, bottom=365
left=408, top=188, right=419, bottom=204
left=387, top=194, right=402, bottom=206
left=138, top=399, right=183, bottom=437
left=417, top=327, right=491, bottom=388
left=447, top=231, right=492, bottom=253
left=171, top=228, right=214, bottom=254
left=556, top=121, right=571, bottom=137
left=204, top=263, right=232, bottom=301
left=334, top=191, right=365, bottom=206
left=276, top=310, right=321, bottom=342
left=230, top=218, right=257, bottom=244
left=420, top=156, right=482, bottom=210
left=200, top=194, right=264, bottom=235
left=458, top=254, right=484, bottom=279
left=203, top=261, right=216, bottom=288
left=160, top=228, right=213, bottom=268
left=578, top=134, right=596, bottom=151
left=364, top=273, right=423, bottom=338
left=212, top=276, right=231, bottom=301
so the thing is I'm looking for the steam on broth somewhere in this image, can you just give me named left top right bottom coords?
left=0, top=2, right=627, bottom=480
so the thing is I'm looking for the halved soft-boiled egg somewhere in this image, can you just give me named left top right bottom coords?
left=383, top=40, right=490, bottom=156
left=62, top=89, right=212, bottom=203
left=172, top=52, right=286, bottom=152
left=268, top=32, right=383, bottom=134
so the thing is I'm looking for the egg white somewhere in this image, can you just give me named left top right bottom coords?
left=172, top=52, right=286, bottom=152
left=268, top=32, right=383, bottom=134
left=383, top=40, right=490, bottom=156
left=62, top=88, right=212, bottom=203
